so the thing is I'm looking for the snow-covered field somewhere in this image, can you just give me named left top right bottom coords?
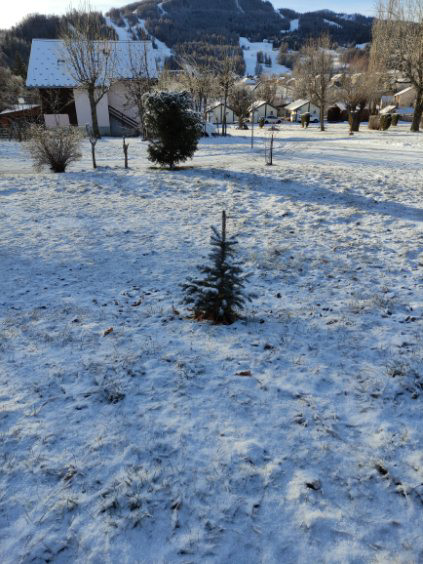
left=1, top=124, right=423, bottom=563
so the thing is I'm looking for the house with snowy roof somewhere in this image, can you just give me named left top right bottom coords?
left=26, top=39, right=159, bottom=136
left=394, top=86, right=416, bottom=109
left=248, top=100, right=279, bottom=122
left=206, top=102, right=238, bottom=125
left=284, top=99, right=320, bottom=122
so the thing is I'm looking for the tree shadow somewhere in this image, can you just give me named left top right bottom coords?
left=175, top=167, right=423, bottom=223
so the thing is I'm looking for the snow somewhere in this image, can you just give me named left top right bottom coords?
left=234, top=0, right=245, bottom=14
left=26, top=39, right=159, bottom=88
left=339, top=13, right=359, bottom=21
left=137, top=19, right=172, bottom=66
left=105, top=16, right=172, bottom=68
left=281, top=18, right=299, bottom=34
left=1, top=123, right=423, bottom=562
left=105, top=16, right=133, bottom=41
left=240, top=37, right=290, bottom=76
left=157, top=2, right=167, bottom=16
left=324, top=19, right=342, bottom=28
left=0, top=104, right=39, bottom=115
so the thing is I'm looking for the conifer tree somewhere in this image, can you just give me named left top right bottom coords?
left=182, top=211, right=252, bottom=324
left=143, top=91, right=203, bottom=168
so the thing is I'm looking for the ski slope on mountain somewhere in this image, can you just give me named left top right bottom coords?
left=240, top=37, right=290, bottom=75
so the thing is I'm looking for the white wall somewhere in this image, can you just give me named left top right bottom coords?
left=290, top=103, right=319, bottom=122
left=395, top=88, right=416, bottom=108
left=207, top=105, right=237, bottom=124
left=108, top=82, right=139, bottom=123
left=73, top=89, right=110, bottom=133
left=251, top=104, right=278, bottom=122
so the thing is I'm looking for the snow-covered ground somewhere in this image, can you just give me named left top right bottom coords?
left=1, top=123, right=423, bottom=563
left=240, top=37, right=290, bottom=76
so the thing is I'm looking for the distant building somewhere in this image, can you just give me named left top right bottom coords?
left=0, top=102, right=41, bottom=129
left=26, top=39, right=160, bottom=136
left=284, top=99, right=320, bottom=122
left=394, top=86, right=416, bottom=109
left=249, top=100, right=278, bottom=122
left=206, top=102, right=238, bottom=125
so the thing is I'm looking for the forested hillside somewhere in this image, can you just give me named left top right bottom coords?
left=0, top=1, right=373, bottom=78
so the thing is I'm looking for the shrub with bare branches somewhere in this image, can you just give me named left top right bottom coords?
left=26, top=125, right=82, bottom=173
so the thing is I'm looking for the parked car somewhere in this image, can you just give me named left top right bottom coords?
left=264, top=116, right=282, bottom=124
left=297, top=114, right=319, bottom=124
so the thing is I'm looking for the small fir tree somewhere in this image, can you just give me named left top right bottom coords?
left=143, top=91, right=203, bottom=169
left=182, top=211, right=252, bottom=324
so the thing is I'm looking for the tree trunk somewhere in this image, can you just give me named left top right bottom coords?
left=90, top=140, right=97, bottom=169
left=88, top=86, right=100, bottom=139
left=223, top=90, right=228, bottom=136
left=123, top=137, right=129, bottom=169
left=411, top=90, right=423, bottom=132
left=349, top=111, right=360, bottom=132
left=320, top=102, right=325, bottom=132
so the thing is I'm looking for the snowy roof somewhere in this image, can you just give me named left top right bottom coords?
left=240, top=77, right=257, bottom=85
left=285, top=99, right=311, bottom=111
left=0, top=104, right=39, bottom=115
left=249, top=100, right=277, bottom=111
left=206, top=102, right=236, bottom=112
left=395, top=86, right=414, bottom=97
left=380, top=105, right=396, bottom=115
left=26, top=39, right=158, bottom=88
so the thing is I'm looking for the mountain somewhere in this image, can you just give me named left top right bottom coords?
left=107, top=1, right=373, bottom=49
left=0, top=2, right=373, bottom=79
left=105, top=1, right=373, bottom=72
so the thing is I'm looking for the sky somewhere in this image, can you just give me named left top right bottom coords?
left=2, top=0, right=376, bottom=29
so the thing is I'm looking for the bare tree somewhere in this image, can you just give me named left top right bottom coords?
left=177, top=52, right=214, bottom=116
left=85, top=124, right=97, bottom=168
left=256, top=76, right=278, bottom=106
left=229, top=86, right=253, bottom=128
left=215, top=48, right=239, bottom=136
left=334, top=71, right=369, bottom=131
left=61, top=4, right=116, bottom=138
left=371, top=0, right=423, bottom=131
left=125, top=42, right=156, bottom=139
left=0, top=67, right=24, bottom=112
left=294, top=35, right=334, bottom=131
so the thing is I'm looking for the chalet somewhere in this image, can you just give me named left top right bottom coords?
left=284, top=99, right=320, bottom=122
left=249, top=100, right=278, bottom=122
left=394, top=86, right=416, bottom=108
left=26, top=39, right=159, bottom=136
left=206, top=102, right=238, bottom=125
